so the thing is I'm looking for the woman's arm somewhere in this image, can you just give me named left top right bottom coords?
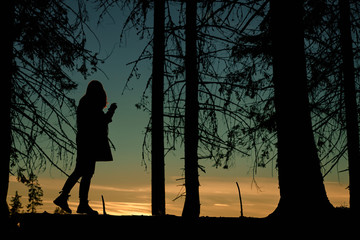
left=104, top=103, right=117, bottom=123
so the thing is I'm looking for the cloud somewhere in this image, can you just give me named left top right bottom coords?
left=89, top=201, right=151, bottom=216
left=91, top=184, right=145, bottom=193
left=213, top=204, right=230, bottom=207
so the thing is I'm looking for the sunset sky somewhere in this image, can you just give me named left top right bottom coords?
left=8, top=1, right=350, bottom=218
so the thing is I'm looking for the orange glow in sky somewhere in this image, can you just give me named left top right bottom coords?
left=8, top=173, right=349, bottom=217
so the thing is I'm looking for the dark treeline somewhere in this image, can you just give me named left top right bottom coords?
left=2, top=0, right=359, bottom=221
left=97, top=0, right=359, bottom=218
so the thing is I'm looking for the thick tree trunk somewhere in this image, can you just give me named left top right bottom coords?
left=182, top=0, right=200, bottom=218
left=339, top=0, right=360, bottom=214
left=151, top=0, right=166, bottom=216
left=270, top=0, right=332, bottom=217
left=1, top=1, right=14, bottom=221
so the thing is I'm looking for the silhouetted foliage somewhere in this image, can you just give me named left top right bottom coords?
left=234, top=0, right=360, bottom=213
left=16, top=170, right=44, bottom=213
left=85, top=0, right=360, bottom=216
left=25, top=173, right=43, bottom=213
left=233, top=0, right=360, bottom=178
left=1, top=0, right=105, bottom=218
left=11, top=0, right=103, bottom=176
left=96, top=1, right=260, bottom=168
left=9, top=191, right=23, bottom=215
left=95, top=1, right=274, bottom=216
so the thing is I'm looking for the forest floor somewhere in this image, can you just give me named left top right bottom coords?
left=7, top=208, right=354, bottom=238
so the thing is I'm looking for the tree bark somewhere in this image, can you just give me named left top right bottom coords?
left=270, top=0, right=332, bottom=217
left=151, top=0, right=166, bottom=216
left=0, top=68, right=11, bottom=217
left=182, top=0, right=200, bottom=218
left=1, top=1, right=14, bottom=221
left=339, top=0, right=360, bottom=214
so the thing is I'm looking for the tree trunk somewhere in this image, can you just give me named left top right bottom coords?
left=1, top=1, right=14, bottom=220
left=182, top=0, right=200, bottom=218
left=269, top=0, right=332, bottom=217
left=339, top=0, right=360, bottom=214
left=151, top=0, right=166, bottom=216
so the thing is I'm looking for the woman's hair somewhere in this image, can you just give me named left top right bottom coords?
left=84, top=80, right=108, bottom=109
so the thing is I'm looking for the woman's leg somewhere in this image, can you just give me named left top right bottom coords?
left=62, top=170, right=81, bottom=195
left=53, top=166, right=82, bottom=213
left=79, top=174, right=92, bottom=201
left=77, top=160, right=98, bottom=214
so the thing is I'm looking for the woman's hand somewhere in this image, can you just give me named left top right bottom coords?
left=109, top=103, right=117, bottom=111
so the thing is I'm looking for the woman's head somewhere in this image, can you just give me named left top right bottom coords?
left=84, top=80, right=107, bottom=109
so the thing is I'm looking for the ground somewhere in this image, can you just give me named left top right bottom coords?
left=6, top=208, right=355, bottom=238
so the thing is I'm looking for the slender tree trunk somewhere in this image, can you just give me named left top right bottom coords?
left=270, top=0, right=332, bottom=217
left=1, top=1, right=14, bottom=220
left=339, top=0, right=360, bottom=214
left=182, top=0, right=200, bottom=218
left=151, top=0, right=166, bottom=216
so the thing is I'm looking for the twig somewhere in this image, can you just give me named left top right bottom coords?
left=102, top=195, right=107, bottom=215
left=236, top=182, right=244, bottom=217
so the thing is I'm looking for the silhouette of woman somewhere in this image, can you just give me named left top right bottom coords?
left=54, top=80, right=117, bottom=214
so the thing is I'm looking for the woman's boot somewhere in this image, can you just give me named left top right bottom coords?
left=53, top=191, right=72, bottom=214
left=77, top=200, right=98, bottom=215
